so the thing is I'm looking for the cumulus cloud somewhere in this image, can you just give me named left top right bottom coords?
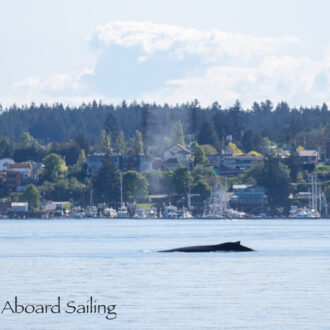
left=143, top=56, right=330, bottom=106
left=10, top=21, right=330, bottom=107
left=13, top=69, right=93, bottom=95
left=91, top=21, right=300, bottom=63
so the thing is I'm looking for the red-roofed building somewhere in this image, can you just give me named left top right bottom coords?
left=9, top=163, right=32, bottom=181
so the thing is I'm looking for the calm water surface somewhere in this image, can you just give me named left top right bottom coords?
left=0, top=219, right=329, bottom=329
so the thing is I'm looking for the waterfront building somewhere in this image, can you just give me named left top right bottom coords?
left=230, top=185, right=268, bottom=214
left=86, top=153, right=153, bottom=175
left=11, top=202, right=28, bottom=212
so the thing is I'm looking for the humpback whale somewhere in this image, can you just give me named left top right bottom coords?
left=159, top=241, right=254, bottom=252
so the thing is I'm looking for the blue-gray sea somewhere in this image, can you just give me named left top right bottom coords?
left=0, top=219, right=330, bottom=329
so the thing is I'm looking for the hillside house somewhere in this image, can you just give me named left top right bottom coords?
left=86, top=153, right=153, bottom=175
left=206, top=154, right=261, bottom=176
left=297, top=150, right=319, bottom=164
left=0, top=158, right=14, bottom=172
left=163, top=144, right=192, bottom=170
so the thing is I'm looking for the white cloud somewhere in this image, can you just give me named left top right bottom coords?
left=9, top=21, right=330, bottom=107
left=91, top=21, right=300, bottom=64
left=143, top=56, right=330, bottom=107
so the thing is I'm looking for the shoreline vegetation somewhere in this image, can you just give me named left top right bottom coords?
left=0, top=99, right=329, bottom=219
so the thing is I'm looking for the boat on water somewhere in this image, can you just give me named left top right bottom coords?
left=117, top=205, right=129, bottom=218
left=289, top=206, right=320, bottom=219
left=133, top=207, right=147, bottom=219
left=180, top=208, right=193, bottom=219
left=146, top=207, right=158, bottom=219
left=86, top=206, right=98, bottom=218
left=103, top=207, right=117, bottom=218
left=290, top=175, right=327, bottom=219
left=223, top=209, right=246, bottom=219
left=204, top=179, right=228, bottom=219
left=204, top=177, right=245, bottom=219
left=162, top=204, right=180, bottom=219
left=116, top=173, right=130, bottom=218
left=70, top=209, right=86, bottom=219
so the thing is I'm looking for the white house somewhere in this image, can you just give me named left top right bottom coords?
left=0, top=158, right=14, bottom=172
left=163, top=144, right=192, bottom=169
left=11, top=202, right=28, bottom=212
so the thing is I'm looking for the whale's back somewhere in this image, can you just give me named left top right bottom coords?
left=159, top=241, right=254, bottom=253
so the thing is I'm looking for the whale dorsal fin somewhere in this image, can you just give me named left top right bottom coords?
left=235, top=241, right=241, bottom=244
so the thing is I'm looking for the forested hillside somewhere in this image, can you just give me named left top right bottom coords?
left=0, top=100, right=329, bottom=152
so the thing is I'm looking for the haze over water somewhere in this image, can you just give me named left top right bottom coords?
left=0, top=219, right=329, bottom=329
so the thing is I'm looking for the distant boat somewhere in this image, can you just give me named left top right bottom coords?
left=146, top=207, right=158, bottom=219
left=290, top=174, right=325, bottom=219
left=180, top=208, right=193, bottom=219
left=86, top=206, right=98, bottom=218
left=103, top=207, right=117, bottom=218
left=162, top=204, right=180, bottom=219
left=117, top=205, right=129, bottom=218
left=205, top=178, right=245, bottom=219
left=132, top=207, right=147, bottom=219
left=70, top=210, right=85, bottom=218
left=224, top=209, right=246, bottom=219
left=289, top=206, right=320, bottom=219
left=116, top=173, right=129, bottom=218
left=204, top=179, right=227, bottom=219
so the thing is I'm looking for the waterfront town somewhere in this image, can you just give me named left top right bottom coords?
left=0, top=128, right=329, bottom=219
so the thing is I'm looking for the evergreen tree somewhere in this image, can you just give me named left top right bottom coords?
left=191, top=142, right=208, bottom=165
left=104, top=112, right=118, bottom=140
left=241, top=129, right=262, bottom=153
left=286, top=148, right=301, bottom=181
left=92, top=155, right=120, bottom=203
left=260, top=156, right=291, bottom=216
left=0, top=136, right=13, bottom=158
left=99, top=130, right=111, bottom=153
left=114, top=131, right=127, bottom=154
left=172, top=120, right=185, bottom=146
left=132, top=130, right=144, bottom=155
left=189, top=99, right=201, bottom=140
left=141, top=105, right=151, bottom=154
left=197, top=121, right=220, bottom=150
left=74, top=133, right=90, bottom=153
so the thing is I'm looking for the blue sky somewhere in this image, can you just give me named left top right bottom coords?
left=1, top=0, right=330, bottom=107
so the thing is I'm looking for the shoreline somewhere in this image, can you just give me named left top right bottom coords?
left=0, top=217, right=329, bottom=221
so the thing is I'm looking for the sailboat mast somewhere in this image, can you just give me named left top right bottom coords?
left=120, top=174, right=123, bottom=207
left=311, top=175, right=315, bottom=210
left=188, top=163, right=191, bottom=210
left=319, top=185, right=322, bottom=213
left=225, top=177, right=228, bottom=211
